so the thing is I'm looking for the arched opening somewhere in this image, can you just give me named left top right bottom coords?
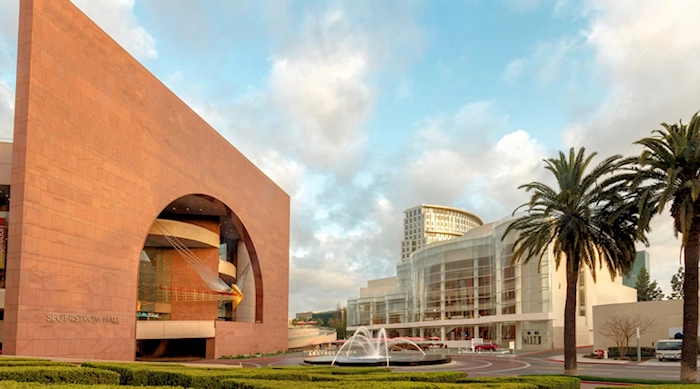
left=136, top=194, right=263, bottom=359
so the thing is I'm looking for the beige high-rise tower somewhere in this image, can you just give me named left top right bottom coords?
left=401, top=204, right=483, bottom=260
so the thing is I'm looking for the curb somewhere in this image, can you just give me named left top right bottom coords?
left=514, top=345, right=593, bottom=358
left=545, top=355, right=634, bottom=365
left=545, top=358, right=632, bottom=365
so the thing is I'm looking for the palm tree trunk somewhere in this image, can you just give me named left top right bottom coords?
left=681, top=220, right=700, bottom=383
left=564, top=262, right=579, bottom=376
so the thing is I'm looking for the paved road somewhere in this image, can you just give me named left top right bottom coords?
left=187, top=348, right=691, bottom=383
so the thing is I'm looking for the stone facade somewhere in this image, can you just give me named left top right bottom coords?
left=4, top=0, right=289, bottom=359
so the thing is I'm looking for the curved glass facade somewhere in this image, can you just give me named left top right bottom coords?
left=349, top=217, right=556, bottom=349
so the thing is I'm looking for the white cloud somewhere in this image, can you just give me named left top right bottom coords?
left=0, top=80, right=13, bottom=140
left=502, top=58, right=526, bottom=82
left=559, top=0, right=700, bottom=291
left=564, top=0, right=700, bottom=157
left=533, top=38, right=578, bottom=85
left=71, top=0, right=157, bottom=60
left=393, top=102, right=549, bottom=223
left=268, top=7, right=373, bottom=173
left=508, top=0, right=579, bottom=17
left=641, top=217, right=685, bottom=298
left=253, top=150, right=305, bottom=197
left=501, top=37, right=579, bottom=87
left=0, top=0, right=18, bottom=89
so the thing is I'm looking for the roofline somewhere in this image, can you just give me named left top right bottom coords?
left=404, top=204, right=484, bottom=225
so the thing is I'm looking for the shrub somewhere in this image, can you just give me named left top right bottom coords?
left=0, top=382, right=183, bottom=389
left=0, top=367, right=119, bottom=385
left=576, top=375, right=679, bottom=385
left=595, top=387, right=700, bottom=389
left=0, top=362, right=75, bottom=368
left=606, top=347, right=655, bottom=359
left=310, top=372, right=467, bottom=383
left=458, top=375, right=580, bottom=389
left=267, top=366, right=392, bottom=375
left=220, top=379, right=536, bottom=389
left=83, top=363, right=319, bottom=388
left=81, top=363, right=194, bottom=386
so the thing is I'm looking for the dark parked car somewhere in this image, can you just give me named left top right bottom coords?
left=474, top=342, right=498, bottom=351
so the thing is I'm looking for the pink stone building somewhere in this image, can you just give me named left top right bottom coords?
left=0, top=0, right=289, bottom=360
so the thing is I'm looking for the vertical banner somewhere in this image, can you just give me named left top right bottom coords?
left=0, top=217, right=5, bottom=288
left=0, top=217, right=5, bottom=266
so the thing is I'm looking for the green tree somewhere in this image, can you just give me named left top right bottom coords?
left=504, top=148, right=648, bottom=376
left=627, top=112, right=700, bottom=382
left=669, top=267, right=685, bottom=299
left=635, top=266, right=664, bottom=301
left=337, top=307, right=347, bottom=339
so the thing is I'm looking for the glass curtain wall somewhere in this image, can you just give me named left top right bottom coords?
left=412, top=238, right=497, bottom=322
left=347, top=218, right=554, bottom=348
left=137, top=250, right=173, bottom=320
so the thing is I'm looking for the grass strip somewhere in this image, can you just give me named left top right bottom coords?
left=574, top=375, right=681, bottom=385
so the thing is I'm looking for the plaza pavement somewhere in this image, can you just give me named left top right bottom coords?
left=546, top=353, right=700, bottom=367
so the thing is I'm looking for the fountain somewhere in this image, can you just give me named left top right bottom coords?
left=302, top=326, right=452, bottom=367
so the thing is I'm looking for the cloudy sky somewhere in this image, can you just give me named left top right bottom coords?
left=1, top=0, right=700, bottom=316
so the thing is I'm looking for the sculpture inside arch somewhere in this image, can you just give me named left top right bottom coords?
left=138, top=194, right=262, bottom=324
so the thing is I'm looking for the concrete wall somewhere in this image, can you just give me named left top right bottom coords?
left=360, top=277, right=397, bottom=296
left=287, top=326, right=337, bottom=349
left=550, top=248, right=637, bottom=348
left=5, top=0, right=289, bottom=359
left=593, top=300, right=684, bottom=350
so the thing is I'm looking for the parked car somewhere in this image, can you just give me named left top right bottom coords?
left=656, top=339, right=682, bottom=361
left=474, top=342, right=498, bottom=351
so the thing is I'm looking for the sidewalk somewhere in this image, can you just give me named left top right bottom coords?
left=547, top=353, right=700, bottom=367
left=546, top=353, right=634, bottom=365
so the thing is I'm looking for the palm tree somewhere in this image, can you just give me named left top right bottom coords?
left=627, top=112, right=700, bottom=383
left=503, top=148, right=647, bottom=376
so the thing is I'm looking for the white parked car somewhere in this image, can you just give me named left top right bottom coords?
left=655, top=339, right=682, bottom=361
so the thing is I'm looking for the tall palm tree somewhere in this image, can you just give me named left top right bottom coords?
left=504, top=148, right=647, bottom=376
left=627, top=112, right=700, bottom=383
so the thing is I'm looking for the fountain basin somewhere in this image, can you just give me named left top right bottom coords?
left=303, top=354, right=451, bottom=367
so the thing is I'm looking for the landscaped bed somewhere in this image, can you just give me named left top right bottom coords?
left=0, top=357, right=691, bottom=388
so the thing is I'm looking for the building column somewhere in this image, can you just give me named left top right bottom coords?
left=473, top=261, right=479, bottom=318
left=419, top=328, right=425, bottom=339
left=440, top=262, right=446, bottom=320
left=440, top=326, right=446, bottom=341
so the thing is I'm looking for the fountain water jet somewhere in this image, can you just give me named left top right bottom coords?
left=303, top=326, right=450, bottom=367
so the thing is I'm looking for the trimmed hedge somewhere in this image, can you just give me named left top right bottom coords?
left=595, top=387, right=700, bottom=389
left=84, top=363, right=467, bottom=387
left=268, top=366, right=393, bottom=375
left=0, top=382, right=181, bottom=389
left=0, top=361, right=75, bottom=368
left=80, top=363, right=580, bottom=389
left=606, top=347, right=655, bottom=358
left=309, top=372, right=467, bottom=382
left=458, top=375, right=580, bottom=389
left=220, top=379, right=538, bottom=389
left=576, top=375, right=679, bottom=385
left=83, top=363, right=316, bottom=387
left=0, top=367, right=119, bottom=385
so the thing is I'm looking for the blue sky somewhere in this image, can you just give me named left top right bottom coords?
left=1, top=0, right=700, bottom=315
